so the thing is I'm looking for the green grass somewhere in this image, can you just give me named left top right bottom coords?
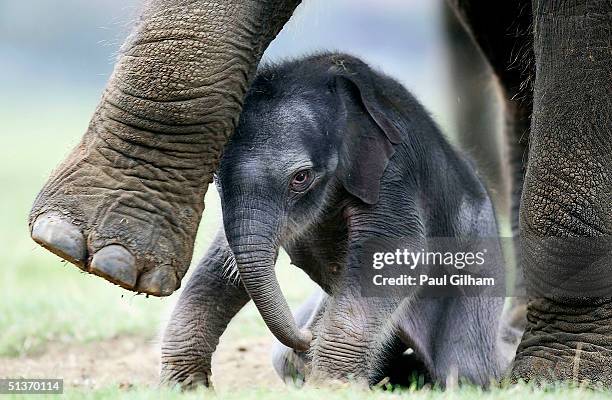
left=3, top=383, right=612, bottom=400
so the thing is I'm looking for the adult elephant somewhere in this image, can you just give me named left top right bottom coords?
left=29, top=0, right=611, bottom=386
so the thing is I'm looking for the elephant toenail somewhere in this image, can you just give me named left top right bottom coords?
left=90, top=245, right=137, bottom=289
left=159, top=276, right=178, bottom=296
left=31, top=214, right=86, bottom=267
left=136, top=268, right=177, bottom=297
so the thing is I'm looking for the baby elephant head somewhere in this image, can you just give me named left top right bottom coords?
left=216, top=53, right=406, bottom=352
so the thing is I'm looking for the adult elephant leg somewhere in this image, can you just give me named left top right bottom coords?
left=29, top=0, right=300, bottom=296
left=443, top=3, right=507, bottom=215
left=510, top=0, right=612, bottom=385
left=501, top=90, right=531, bottom=332
left=161, top=229, right=249, bottom=389
left=448, top=0, right=534, bottom=332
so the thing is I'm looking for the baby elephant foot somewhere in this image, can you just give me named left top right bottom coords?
left=29, top=100, right=221, bottom=296
left=160, top=363, right=211, bottom=390
left=510, top=298, right=612, bottom=387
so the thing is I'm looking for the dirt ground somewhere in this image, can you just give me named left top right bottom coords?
left=0, top=335, right=283, bottom=391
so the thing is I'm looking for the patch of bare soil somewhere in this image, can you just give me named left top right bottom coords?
left=0, top=335, right=283, bottom=390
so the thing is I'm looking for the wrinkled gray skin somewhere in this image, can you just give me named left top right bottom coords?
left=161, top=53, right=519, bottom=388
left=29, top=0, right=611, bottom=388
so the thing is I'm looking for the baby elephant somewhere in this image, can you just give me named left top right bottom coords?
left=161, top=53, right=516, bottom=388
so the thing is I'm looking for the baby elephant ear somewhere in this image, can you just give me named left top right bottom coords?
left=335, top=67, right=404, bottom=205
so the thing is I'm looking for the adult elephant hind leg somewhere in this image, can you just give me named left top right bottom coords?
left=29, top=0, right=300, bottom=296
left=447, top=0, right=534, bottom=333
left=161, top=229, right=250, bottom=389
left=511, top=0, right=612, bottom=386
left=442, top=3, right=507, bottom=216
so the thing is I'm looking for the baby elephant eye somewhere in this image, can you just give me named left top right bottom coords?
left=290, top=169, right=314, bottom=192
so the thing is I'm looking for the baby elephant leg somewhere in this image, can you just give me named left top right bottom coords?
left=161, top=229, right=249, bottom=389
left=272, top=289, right=327, bottom=385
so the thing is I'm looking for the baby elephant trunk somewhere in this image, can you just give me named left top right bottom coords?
left=224, top=203, right=311, bottom=352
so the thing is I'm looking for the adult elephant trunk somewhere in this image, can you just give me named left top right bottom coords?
left=223, top=201, right=311, bottom=351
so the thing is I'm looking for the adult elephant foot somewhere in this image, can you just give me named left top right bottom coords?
left=509, top=0, right=612, bottom=385
left=28, top=0, right=300, bottom=296
left=29, top=101, right=212, bottom=295
left=510, top=298, right=612, bottom=386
